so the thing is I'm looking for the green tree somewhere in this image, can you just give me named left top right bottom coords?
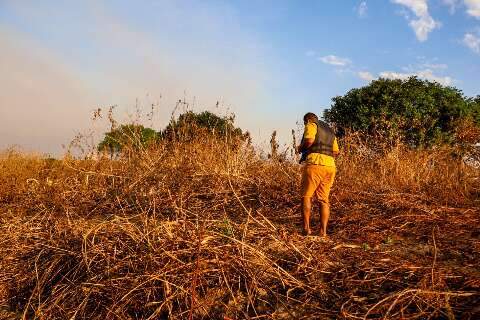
left=469, top=95, right=480, bottom=123
left=98, top=124, right=159, bottom=156
left=324, top=77, right=479, bottom=147
left=162, top=111, right=249, bottom=142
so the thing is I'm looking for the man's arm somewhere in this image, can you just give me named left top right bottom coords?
left=297, top=123, right=316, bottom=153
left=297, top=138, right=314, bottom=153
left=332, top=137, right=339, bottom=157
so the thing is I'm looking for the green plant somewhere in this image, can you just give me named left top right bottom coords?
left=217, top=217, right=235, bottom=237
left=324, top=77, right=480, bottom=147
left=384, top=236, right=394, bottom=245
left=162, top=110, right=248, bottom=142
left=97, top=124, right=159, bottom=156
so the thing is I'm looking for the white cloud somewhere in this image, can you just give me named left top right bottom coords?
left=319, top=55, right=352, bottom=66
left=402, top=61, right=448, bottom=72
left=409, top=15, right=440, bottom=41
left=0, top=1, right=269, bottom=155
left=465, top=0, right=480, bottom=18
left=420, top=63, right=448, bottom=70
left=379, top=71, right=408, bottom=80
left=442, top=0, right=460, bottom=14
left=391, top=0, right=440, bottom=41
left=463, top=32, right=480, bottom=53
left=415, top=70, right=452, bottom=84
left=379, top=69, right=453, bottom=85
left=405, top=56, right=449, bottom=71
left=373, top=56, right=452, bottom=85
left=442, top=0, right=480, bottom=18
left=356, top=1, right=368, bottom=18
left=358, top=71, right=375, bottom=81
left=392, top=0, right=428, bottom=16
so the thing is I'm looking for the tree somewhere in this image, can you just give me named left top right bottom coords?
left=162, top=111, right=249, bottom=142
left=324, top=77, right=479, bottom=147
left=98, top=124, right=159, bottom=157
left=469, top=95, right=480, bottom=124
left=97, top=111, right=251, bottom=157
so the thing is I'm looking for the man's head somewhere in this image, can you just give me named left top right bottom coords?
left=303, top=112, right=318, bottom=124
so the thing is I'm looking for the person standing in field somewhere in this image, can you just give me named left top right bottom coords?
left=297, top=112, right=339, bottom=237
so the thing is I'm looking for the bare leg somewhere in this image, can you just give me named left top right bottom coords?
left=319, top=202, right=330, bottom=237
left=302, top=197, right=312, bottom=235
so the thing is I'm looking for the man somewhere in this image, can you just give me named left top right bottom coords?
left=297, top=112, right=339, bottom=237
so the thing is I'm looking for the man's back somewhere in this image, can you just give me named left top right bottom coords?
left=303, top=121, right=339, bottom=167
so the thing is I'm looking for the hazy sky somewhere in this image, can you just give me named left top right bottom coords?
left=1, top=0, right=480, bottom=155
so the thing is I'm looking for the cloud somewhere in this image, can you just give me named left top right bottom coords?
left=420, top=63, right=448, bottom=70
left=370, top=56, right=453, bottom=85
left=379, top=69, right=453, bottom=85
left=465, top=0, right=480, bottom=18
left=463, top=32, right=480, bottom=53
left=318, top=55, right=352, bottom=66
left=402, top=59, right=449, bottom=72
left=358, top=71, right=375, bottom=81
left=442, top=0, right=480, bottom=18
left=442, top=0, right=460, bottom=14
left=356, top=1, right=368, bottom=18
left=391, top=0, right=440, bottom=41
left=392, top=0, right=429, bottom=17
left=0, top=1, right=269, bottom=155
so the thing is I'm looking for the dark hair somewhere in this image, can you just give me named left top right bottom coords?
left=303, top=112, right=318, bottom=123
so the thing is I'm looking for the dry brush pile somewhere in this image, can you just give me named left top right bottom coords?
left=0, top=131, right=479, bottom=319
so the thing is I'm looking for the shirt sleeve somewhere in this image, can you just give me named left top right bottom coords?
left=303, top=123, right=317, bottom=140
left=332, top=137, right=339, bottom=153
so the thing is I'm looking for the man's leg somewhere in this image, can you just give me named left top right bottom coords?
left=319, top=202, right=330, bottom=237
left=315, top=167, right=336, bottom=238
left=300, top=165, right=318, bottom=236
left=302, top=197, right=312, bottom=235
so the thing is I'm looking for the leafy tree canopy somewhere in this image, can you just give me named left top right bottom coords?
left=98, top=111, right=250, bottom=154
left=162, top=111, right=248, bottom=141
left=98, top=124, right=159, bottom=154
left=324, top=77, right=480, bottom=147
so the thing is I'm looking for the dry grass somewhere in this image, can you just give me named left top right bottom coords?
left=0, top=130, right=479, bottom=319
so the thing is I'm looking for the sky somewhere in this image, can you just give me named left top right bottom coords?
left=1, top=0, right=480, bottom=155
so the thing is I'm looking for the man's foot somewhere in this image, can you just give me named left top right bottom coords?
left=303, top=228, right=312, bottom=236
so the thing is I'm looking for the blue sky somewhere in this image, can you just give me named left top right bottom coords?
left=1, top=0, right=480, bottom=155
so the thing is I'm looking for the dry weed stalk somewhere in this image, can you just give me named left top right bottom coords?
left=0, top=127, right=479, bottom=319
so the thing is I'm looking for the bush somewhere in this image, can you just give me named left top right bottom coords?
left=1, top=130, right=479, bottom=319
left=98, top=124, right=159, bottom=157
left=161, top=110, right=250, bottom=143
left=324, top=77, right=480, bottom=147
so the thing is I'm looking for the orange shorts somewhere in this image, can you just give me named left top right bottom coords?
left=301, top=165, right=336, bottom=204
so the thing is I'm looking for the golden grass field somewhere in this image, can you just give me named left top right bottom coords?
left=0, top=129, right=479, bottom=319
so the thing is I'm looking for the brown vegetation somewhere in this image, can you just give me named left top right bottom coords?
left=0, top=129, right=479, bottom=319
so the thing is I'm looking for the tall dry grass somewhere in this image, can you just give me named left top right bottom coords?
left=0, top=128, right=479, bottom=319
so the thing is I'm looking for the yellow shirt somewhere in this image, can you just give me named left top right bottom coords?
left=303, top=122, right=339, bottom=167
